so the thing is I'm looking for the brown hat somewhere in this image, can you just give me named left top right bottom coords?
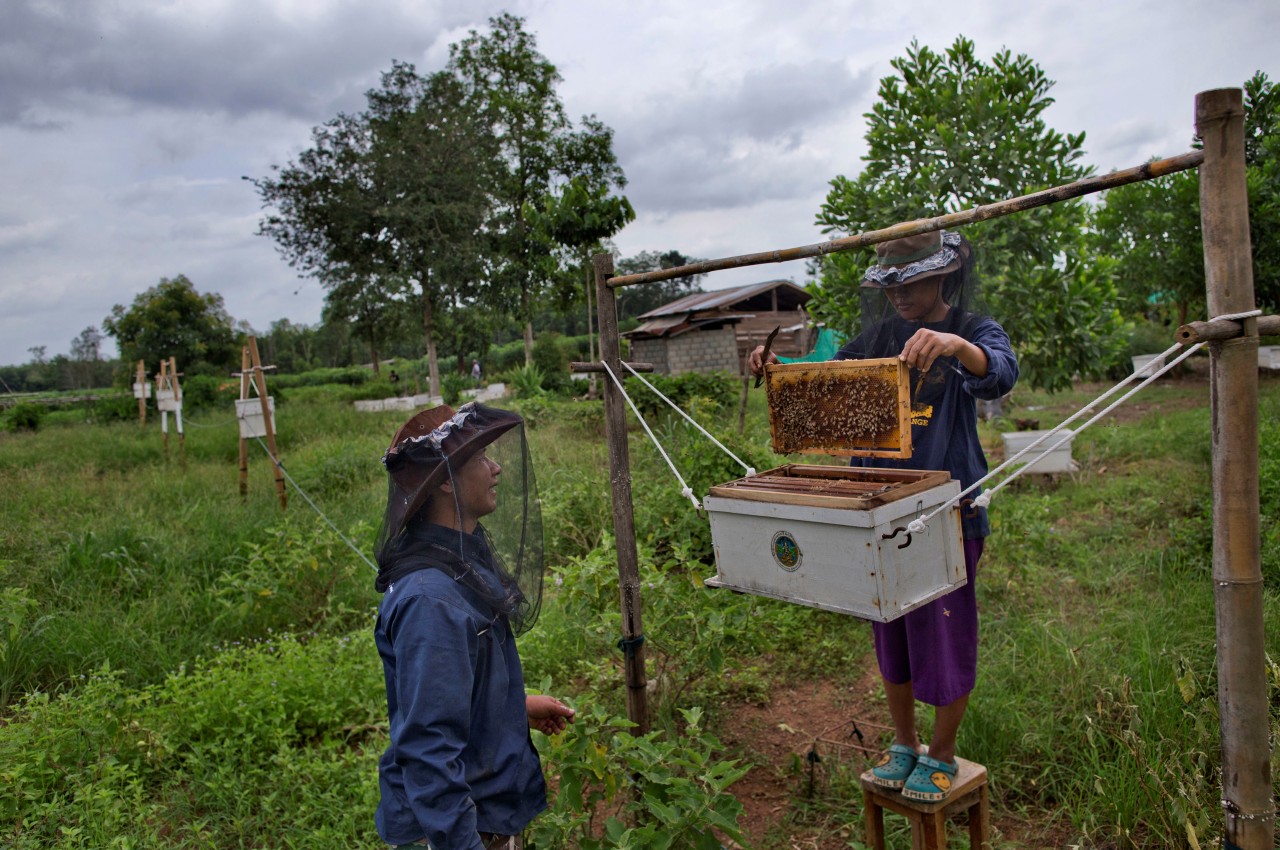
left=382, top=402, right=522, bottom=536
left=861, top=230, right=966, bottom=288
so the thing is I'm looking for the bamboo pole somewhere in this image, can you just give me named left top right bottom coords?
left=238, top=347, right=250, bottom=498
left=247, top=336, right=288, bottom=510
left=1177, top=314, right=1280, bottom=343
left=1196, top=87, right=1273, bottom=850
left=593, top=252, right=650, bottom=735
left=605, top=151, right=1204, bottom=289
left=135, top=360, right=147, bottom=425
left=569, top=361, right=654, bottom=373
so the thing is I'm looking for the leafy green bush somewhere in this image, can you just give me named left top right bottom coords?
left=180, top=373, right=240, bottom=410
left=4, top=403, right=45, bottom=433
left=271, top=366, right=371, bottom=388
left=511, top=364, right=548, bottom=400
left=623, top=372, right=738, bottom=419
left=533, top=333, right=572, bottom=393
left=528, top=703, right=748, bottom=850
left=441, top=372, right=469, bottom=405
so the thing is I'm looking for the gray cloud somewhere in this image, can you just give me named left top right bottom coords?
left=0, top=0, right=505, bottom=124
left=613, top=59, right=875, bottom=214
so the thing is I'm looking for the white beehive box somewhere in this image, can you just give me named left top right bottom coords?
left=1131, top=353, right=1166, bottom=377
left=1002, top=429, right=1078, bottom=474
left=703, top=465, right=966, bottom=623
left=236, top=397, right=276, bottom=439
left=156, top=388, right=180, bottom=412
left=132, top=381, right=152, bottom=399
left=1259, top=345, right=1279, bottom=370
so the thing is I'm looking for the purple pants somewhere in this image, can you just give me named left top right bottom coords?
left=872, top=537, right=984, bottom=707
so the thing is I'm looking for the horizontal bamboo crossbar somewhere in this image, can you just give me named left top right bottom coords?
left=570, top=361, right=655, bottom=373
left=606, top=151, right=1204, bottom=289
left=1178, top=315, right=1280, bottom=343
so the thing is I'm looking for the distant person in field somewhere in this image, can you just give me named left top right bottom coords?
left=373, top=402, right=575, bottom=849
left=749, top=230, right=1017, bottom=801
left=471, top=359, right=482, bottom=386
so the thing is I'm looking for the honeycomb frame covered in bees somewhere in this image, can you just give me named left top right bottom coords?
left=764, top=357, right=912, bottom=458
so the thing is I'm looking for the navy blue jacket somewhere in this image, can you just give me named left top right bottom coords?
left=374, top=525, right=546, bottom=849
left=835, top=313, right=1018, bottom=539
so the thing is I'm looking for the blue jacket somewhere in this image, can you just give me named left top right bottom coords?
left=374, top=525, right=547, bottom=849
left=836, top=313, right=1018, bottom=539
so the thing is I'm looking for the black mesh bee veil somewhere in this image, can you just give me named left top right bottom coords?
left=374, top=403, right=544, bottom=637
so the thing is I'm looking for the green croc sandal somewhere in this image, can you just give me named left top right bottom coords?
left=901, top=754, right=958, bottom=801
left=871, top=743, right=919, bottom=789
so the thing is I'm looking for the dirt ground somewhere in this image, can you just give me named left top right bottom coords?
left=717, top=660, right=1077, bottom=849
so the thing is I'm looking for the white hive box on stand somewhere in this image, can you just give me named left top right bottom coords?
left=156, top=388, right=179, bottom=412
left=1002, top=429, right=1078, bottom=474
left=703, top=465, right=966, bottom=623
left=236, top=397, right=276, bottom=439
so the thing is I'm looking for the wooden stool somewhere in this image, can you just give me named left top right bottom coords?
left=859, top=756, right=990, bottom=850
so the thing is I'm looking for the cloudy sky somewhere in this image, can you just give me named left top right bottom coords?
left=1, top=0, right=1274, bottom=365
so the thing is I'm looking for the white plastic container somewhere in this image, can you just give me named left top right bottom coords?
left=1131, top=353, right=1166, bottom=377
left=703, top=466, right=965, bottom=623
left=236, top=397, right=276, bottom=439
left=132, top=381, right=152, bottom=399
left=1002, top=429, right=1078, bottom=474
left=156, top=388, right=179, bottom=412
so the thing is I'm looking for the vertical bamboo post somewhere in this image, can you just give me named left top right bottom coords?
left=135, top=359, right=147, bottom=425
left=594, top=252, right=649, bottom=735
left=170, top=357, right=184, bottom=453
left=157, top=360, right=169, bottom=452
left=1196, top=87, right=1273, bottom=850
left=238, top=346, right=250, bottom=498
left=247, top=336, right=288, bottom=510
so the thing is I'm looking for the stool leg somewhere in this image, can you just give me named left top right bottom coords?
left=862, top=789, right=886, bottom=850
left=922, top=810, right=946, bottom=850
left=969, top=784, right=991, bottom=849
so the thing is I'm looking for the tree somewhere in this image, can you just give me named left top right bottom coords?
left=251, top=62, right=496, bottom=392
left=811, top=37, right=1126, bottom=391
left=102, top=275, right=239, bottom=377
left=614, top=250, right=708, bottom=321
left=67, top=326, right=104, bottom=390
left=1094, top=70, right=1280, bottom=325
left=450, top=13, right=629, bottom=364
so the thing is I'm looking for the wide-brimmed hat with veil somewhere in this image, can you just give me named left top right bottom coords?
left=374, top=402, right=544, bottom=635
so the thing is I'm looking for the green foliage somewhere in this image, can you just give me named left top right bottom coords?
left=622, top=371, right=738, bottom=419
left=527, top=703, right=748, bottom=850
left=511, top=364, right=549, bottom=399
left=4, top=402, right=45, bottom=432
left=179, top=372, right=240, bottom=411
left=812, top=36, right=1125, bottom=391
left=271, top=366, right=372, bottom=388
left=102, top=275, right=240, bottom=377
left=441, top=371, right=469, bottom=405
left=532, top=332, right=572, bottom=393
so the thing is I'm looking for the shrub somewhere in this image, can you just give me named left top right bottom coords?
left=4, top=403, right=46, bottom=432
left=533, top=333, right=572, bottom=394
left=624, top=372, right=738, bottom=419
left=511, top=364, right=549, bottom=400
left=441, top=372, right=469, bottom=405
left=180, top=374, right=240, bottom=411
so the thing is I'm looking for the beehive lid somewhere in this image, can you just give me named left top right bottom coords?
left=765, top=357, right=912, bottom=458
left=709, top=464, right=951, bottom=510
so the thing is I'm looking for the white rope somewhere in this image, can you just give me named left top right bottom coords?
left=600, top=362, right=702, bottom=510
left=904, top=308, right=1262, bottom=534
left=619, top=360, right=757, bottom=478
left=242, top=422, right=380, bottom=573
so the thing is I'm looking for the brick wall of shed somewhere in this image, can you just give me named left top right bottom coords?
left=665, top=327, right=741, bottom=376
left=629, top=338, right=668, bottom=373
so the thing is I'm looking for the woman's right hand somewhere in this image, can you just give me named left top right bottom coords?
left=746, top=345, right=779, bottom=377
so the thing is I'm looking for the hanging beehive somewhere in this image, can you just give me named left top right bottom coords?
left=703, top=465, right=966, bottom=622
left=764, top=357, right=912, bottom=458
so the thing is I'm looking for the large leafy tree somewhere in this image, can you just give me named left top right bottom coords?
left=251, top=62, right=496, bottom=391
left=450, top=13, right=629, bottom=364
left=614, top=250, right=708, bottom=321
left=811, top=37, right=1126, bottom=391
left=1094, top=70, right=1279, bottom=326
left=102, top=275, right=240, bottom=377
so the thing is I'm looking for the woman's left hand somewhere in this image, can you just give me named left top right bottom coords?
left=527, top=695, right=576, bottom=735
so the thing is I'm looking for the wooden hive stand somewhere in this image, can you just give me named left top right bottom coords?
left=859, top=756, right=989, bottom=850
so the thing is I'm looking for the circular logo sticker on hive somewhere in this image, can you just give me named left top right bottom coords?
left=771, top=531, right=802, bottom=571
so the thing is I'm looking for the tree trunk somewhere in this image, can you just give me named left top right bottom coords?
left=523, top=285, right=534, bottom=366
left=422, top=281, right=440, bottom=399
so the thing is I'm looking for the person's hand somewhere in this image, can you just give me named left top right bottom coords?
left=526, top=695, right=575, bottom=735
left=746, top=345, right=779, bottom=377
left=899, top=329, right=986, bottom=375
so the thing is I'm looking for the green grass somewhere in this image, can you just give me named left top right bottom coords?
left=1, top=375, right=1278, bottom=848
